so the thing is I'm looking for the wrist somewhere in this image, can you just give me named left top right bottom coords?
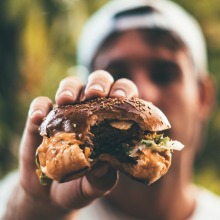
left=4, top=182, right=74, bottom=220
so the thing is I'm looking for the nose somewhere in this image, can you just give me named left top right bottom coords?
left=132, top=69, right=160, bottom=105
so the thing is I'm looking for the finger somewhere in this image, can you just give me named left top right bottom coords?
left=79, top=86, right=86, bottom=102
left=84, top=70, right=114, bottom=99
left=55, top=76, right=84, bottom=106
left=109, top=78, right=139, bottom=98
left=19, top=97, right=53, bottom=192
left=51, top=163, right=118, bottom=210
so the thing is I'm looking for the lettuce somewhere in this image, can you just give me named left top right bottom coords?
left=140, top=133, right=184, bottom=152
left=35, top=153, right=52, bottom=185
left=130, top=133, right=184, bottom=156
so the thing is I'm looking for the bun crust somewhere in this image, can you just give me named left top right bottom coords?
left=40, top=97, right=171, bottom=137
left=37, top=97, right=172, bottom=184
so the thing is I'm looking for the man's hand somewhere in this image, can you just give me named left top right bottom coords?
left=5, top=70, right=138, bottom=219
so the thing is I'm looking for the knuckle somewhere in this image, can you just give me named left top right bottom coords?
left=116, top=78, right=134, bottom=86
left=113, top=78, right=138, bottom=97
left=89, top=70, right=114, bottom=83
left=30, top=96, right=52, bottom=108
left=59, top=76, right=83, bottom=88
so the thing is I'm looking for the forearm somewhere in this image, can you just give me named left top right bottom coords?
left=3, top=183, right=76, bottom=220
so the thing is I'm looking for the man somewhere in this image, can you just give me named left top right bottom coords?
left=1, top=0, right=219, bottom=219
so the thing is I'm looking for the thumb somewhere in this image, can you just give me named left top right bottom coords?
left=19, top=97, right=53, bottom=194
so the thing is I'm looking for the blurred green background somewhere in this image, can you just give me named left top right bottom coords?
left=0, top=0, right=220, bottom=194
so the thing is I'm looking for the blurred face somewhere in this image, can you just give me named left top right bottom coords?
left=93, top=30, right=202, bottom=151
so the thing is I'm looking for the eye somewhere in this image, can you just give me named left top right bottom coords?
left=150, top=61, right=181, bottom=86
left=105, top=60, right=132, bottom=81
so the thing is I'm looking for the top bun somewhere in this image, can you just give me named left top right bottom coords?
left=40, top=97, right=171, bottom=138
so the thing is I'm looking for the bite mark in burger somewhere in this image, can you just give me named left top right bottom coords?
left=36, top=97, right=184, bottom=185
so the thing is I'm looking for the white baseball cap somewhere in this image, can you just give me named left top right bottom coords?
left=77, top=0, right=208, bottom=76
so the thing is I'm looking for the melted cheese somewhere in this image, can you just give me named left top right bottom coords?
left=109, top=120, right=133, bottom=130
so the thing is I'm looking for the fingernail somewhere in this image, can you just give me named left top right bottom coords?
left=112, top=89, right=126, bottom=97
left=59, top=90, right=74, bottom=97
left=29, top=109, right=44, bottom=118
left=88, top=84, right=104, bottom=92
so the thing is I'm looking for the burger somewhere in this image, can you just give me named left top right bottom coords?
left=36, top=97, right=183, bottom=185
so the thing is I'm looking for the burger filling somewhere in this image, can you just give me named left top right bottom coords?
left=36, top=119, right=183, bottom=185
left=90, top=120, right=183, bottom=163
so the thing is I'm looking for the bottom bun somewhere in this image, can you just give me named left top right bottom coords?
left=37, top=132, right=171, bottom=184
left=99, top=148, right=171, bottom=185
